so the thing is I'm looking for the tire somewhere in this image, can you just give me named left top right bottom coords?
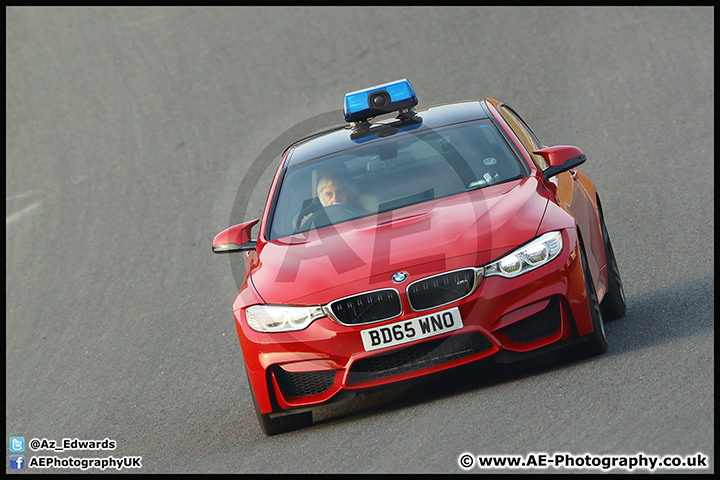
left=598, top=200, right=627, bottom=320
left=246, top=369, right=312, bottom=436
left=560, top=240, right=608, bottom=361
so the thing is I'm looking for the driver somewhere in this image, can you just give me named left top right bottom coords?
left=299, top=172, right=364, bottom=229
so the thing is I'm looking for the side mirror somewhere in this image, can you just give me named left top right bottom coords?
left=533, top=145, right=586, bottom=178
left=212, top=219, right=259, bottom=254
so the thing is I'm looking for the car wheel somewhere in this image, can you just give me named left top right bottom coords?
left=598, top=200, right=627, bottom=320
left=246, top=369, right=312, bottom=436
left=560, top=240, right=607, bottom=361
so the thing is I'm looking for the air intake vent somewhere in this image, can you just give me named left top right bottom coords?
left=348, top=332, right=493, bottom=384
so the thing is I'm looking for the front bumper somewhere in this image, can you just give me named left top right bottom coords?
left=237, top=229, right=594, bottom=415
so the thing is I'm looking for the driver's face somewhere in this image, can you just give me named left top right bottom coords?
left=321, top=181, right=349, bottom=206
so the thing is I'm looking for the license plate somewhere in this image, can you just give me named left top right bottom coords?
left=360, top=307, right=463, bottom=352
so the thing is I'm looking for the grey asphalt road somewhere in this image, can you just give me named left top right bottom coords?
left=6, top=7, right=713, bottom=474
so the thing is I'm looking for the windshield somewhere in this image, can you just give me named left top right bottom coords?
left=267, top=119, right=526, bottom=240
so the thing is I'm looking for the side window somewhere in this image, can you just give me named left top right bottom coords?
left=499, top=105, right=548, bottom=170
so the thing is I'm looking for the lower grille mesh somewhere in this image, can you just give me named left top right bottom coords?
left=347, top=332, right=493, bottom=384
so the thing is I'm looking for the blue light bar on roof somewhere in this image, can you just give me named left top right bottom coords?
left=343, top=79, right=418, bottom=123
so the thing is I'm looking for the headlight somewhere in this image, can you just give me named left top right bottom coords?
left=245, top=305, right=326, bottom=332
left=484, top=231, right=563, bottom=278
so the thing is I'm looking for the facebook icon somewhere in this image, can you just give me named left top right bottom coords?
left=10, top=455, right=25, bottom=470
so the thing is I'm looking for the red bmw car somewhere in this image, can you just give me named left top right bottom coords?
left=213, top=80, right=626, bottom=435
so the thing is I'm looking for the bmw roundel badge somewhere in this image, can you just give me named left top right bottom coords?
left=392, top=271, right=409, bottom=283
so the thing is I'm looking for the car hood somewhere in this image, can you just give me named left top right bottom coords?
left=251, top=176, right=549, bottom=305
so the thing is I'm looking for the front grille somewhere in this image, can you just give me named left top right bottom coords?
left=500, top=297, right=561, bottom=343
left=328, top=289, right=402, bottom=326
left=347, top=332, right=493, bottom=384
left=273, top=366, right=337, bottom=398
left=407, top=269, right=477, bottom=311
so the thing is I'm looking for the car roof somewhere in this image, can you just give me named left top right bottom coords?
left=285, top=99, right=491, bottom=168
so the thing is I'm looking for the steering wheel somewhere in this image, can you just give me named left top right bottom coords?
left=306, top=204, right=364, bottom=230
left=324, top=204, right=363, bottom=221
